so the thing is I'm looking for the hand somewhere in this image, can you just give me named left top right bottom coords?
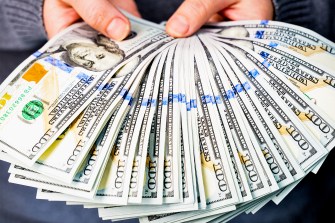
left=166, top=0, right=274, bottom=37
left=43, top=0, right=141, bottom=40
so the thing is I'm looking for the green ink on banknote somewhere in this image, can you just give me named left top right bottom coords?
left=22, top=100, right=44, bottom=120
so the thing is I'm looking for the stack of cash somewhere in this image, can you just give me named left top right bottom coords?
left=0, top=14, right=334, bottom=223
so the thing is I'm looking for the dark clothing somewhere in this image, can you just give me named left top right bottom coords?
left=273, top=0, right=335, bottom=42
left=0, top=0, right=334, bottom=51
left=0, top=0, right=46, bottom=50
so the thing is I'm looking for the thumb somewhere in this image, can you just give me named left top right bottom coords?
left=166, top=0, right=231, bottom=37
left=66, top=0, right=131, bottom=40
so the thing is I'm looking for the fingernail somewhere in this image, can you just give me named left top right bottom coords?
left=107, top=18, right=129, bottom=40
left=167, top=15, right=189, bottom=37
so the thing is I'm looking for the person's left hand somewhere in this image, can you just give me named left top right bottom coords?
left=165, top=0, right=274, bottom=37
left=43, top=0, right=141, bottom=40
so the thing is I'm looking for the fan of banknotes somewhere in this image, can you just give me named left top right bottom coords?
left=0, top=14, right=334, bottom=223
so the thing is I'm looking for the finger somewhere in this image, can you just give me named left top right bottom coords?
left=222, top=0, right=273, bottom=20
left=111, top=0, right=142, bottom=18
left=166, top=0, right=232, bottom=37
left=207, top=13, right=224, bottom=23
left=65, top=0, right=130, bottom=40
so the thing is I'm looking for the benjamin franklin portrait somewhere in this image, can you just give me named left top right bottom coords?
left=64, top=34, right=125, bottom=72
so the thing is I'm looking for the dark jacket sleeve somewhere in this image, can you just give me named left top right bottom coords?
left=273, top=0, right=335, bottom=41
left=0, top=0, right=47, bottom=51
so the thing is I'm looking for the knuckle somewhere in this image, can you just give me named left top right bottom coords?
left=64, top=0, right=78, bottom=5
left=86, top=6, right=106, bottom=29
left=185, top=0, right=211, bottom=19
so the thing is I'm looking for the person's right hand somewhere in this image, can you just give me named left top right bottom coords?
left=43, top=0, right=141, bottom=40
left=166, top=0, right=274, bottom=37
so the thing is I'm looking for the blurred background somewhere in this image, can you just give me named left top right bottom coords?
left=1, top=0, right=335, bottom=222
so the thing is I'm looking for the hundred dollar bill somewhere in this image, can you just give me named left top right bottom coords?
left=199, top=40, right=296, bottom=214
left=216, top=42, right=327, bottom=171
left=128, top=52, right=165, bottom=203
left=100, top=155, right=197, bottom=221
left=200, top=200, right=262, bottom=223
left=180, top=37, right=206, bottom=209
left=91, top=107, right=135, bottom=205
left=179, top=129, right=196, bottom=206
left=196, top=105, right=237, bottom=208
left=36, top=188, right=113, bottom=206
left=98, top=131, right=198, bottom=220
left=89, top=41, right=177, bottom=204
left=141, top=50, right=168, bottom=205
left=28, top=54, right=154, bottom=185
left=99, top=144, right=198, bottom=220
left=174, top=39, right=196, bottom=206
left=208, top=20, right=335, bottom=69
left=208, top=38, right=304, bottom=182
left=140, top=205, right=236, bottom=223
left=200, top=36, right=290, bottom=192
left=99, top=126, right=199, bottom=221
left=99, top=51, right=167, bottom=204
left=192, top=37, right=271, bottom=199
left=163, top=44, right=181, bottom=204
left=7, top=115, right=110, bottom=192
left=191, top=37, right=239, bottom=207
left=209, top=35, right=335, bottom=136
left=70, top=38, right=179, bottom=199
left=215, top=110, right=253, bottom=201
left=208, top=35, right=334, bottom=173
left=4, top=18, right=335, bottom=223
left=199, top=35, right=298, bottom=189
left=101, top=43, right=199, bottom=219
left=36, top=189, right=60, bottom=200
left=9, top=53, right=148, bottom=188
left=208, top=36, right=335, bottom=151
left=226, top=43, right=335, bottom=151
left=50, top=99, right=134, bottom=202
left=8, top=57, right=148, bottom=200
left=99, top=186, right=198, bottom=222
left=192, top=36, right=252, bottom=203
left=206, top=44, right=293, bottom=190
left=199, top=41, right=281, bottom=194
left=21, top=76, right=120, bottom=184
left=7, top=32, right=175, bottom=202
left=8, top=103, right=128, bottom=198
left=100, top=42, right=202, bottom=220
left=247, top=39, right=335, bottom=126
left=94, top=68, right=151, bottom=205
left=0, top=16, right=172, bottom=166
left=11, top=90, right=136, bottom=204
left=254, top=41, right=335, bottom=120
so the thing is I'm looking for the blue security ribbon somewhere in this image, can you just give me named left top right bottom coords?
left=119, top=88, right=128, bottom=99
left=33, top=51, right=42, bottom=58
left=259, top=51, right=269, bottom=59
left=76, top=73, right=94, bottom=86
left=162, top=97, right=168, bottom=105
left=249, top=69, right=260, bottom=78
left=215, top=95, right=222, bottom=104
left=255, top=31, right=264, bottom=39
left=260, top=20, right=269, bottom=25
left=269, top=42, right=278, bottom=48
left=190, top=99, right=197, bottom=108
left=44, top=56, right=73, bottom=73
left=262, top=59, right=271, bottom=68
left=186, top=102, right=191, bottom=111
left=226, top=90, right=235, bottom=99
left=243, top=82, right=251, bottom=91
